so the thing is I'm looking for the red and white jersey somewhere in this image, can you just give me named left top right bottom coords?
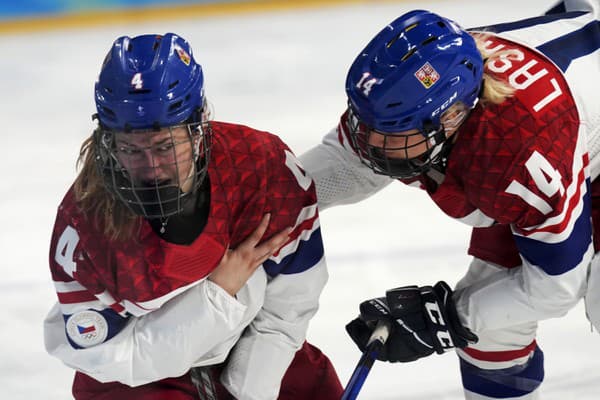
left=300, top=10, right=600, bottom=332
left=44, top=121, right=327, bottom=399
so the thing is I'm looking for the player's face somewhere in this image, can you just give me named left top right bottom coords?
left=366, top=128, right=430, bottom=160
left=365, top=104, right=466, bottom=160
left=114, top=126, right=196, bottom=193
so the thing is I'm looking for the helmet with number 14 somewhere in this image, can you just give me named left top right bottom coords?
left=345, top=10, right=484, bottom=179
left=93, top=32, right=210, bottom=219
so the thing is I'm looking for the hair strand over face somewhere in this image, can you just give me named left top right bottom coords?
left=73, top=132, right=141, bottom=242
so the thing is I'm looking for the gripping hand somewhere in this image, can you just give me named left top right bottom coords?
left=346, top=281, right=477, bottom=363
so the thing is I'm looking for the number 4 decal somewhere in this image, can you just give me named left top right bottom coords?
left=505, top=151, right=565, bottom=215
left=131, top=72, right=143, bottom=89
left=55, top=226, right=80, bottom=277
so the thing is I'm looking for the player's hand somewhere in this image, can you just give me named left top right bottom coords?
left=209, top=213, right=292, bottom=296
left=346, top=281, right=478, bottom=362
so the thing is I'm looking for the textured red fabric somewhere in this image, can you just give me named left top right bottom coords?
left=50, top=122, right=333, bottom=398
left=425, top=36, right=580, bottom=269
left=467, top=174, right=599, bottom=268
left=469, top=224, right=522, bottom=268
left=49, top=121, right=317, bottom=310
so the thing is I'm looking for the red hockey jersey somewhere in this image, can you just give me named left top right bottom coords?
left=45, top=121, right=328, bottom=399
left=301, top=16, right=599, bottom=333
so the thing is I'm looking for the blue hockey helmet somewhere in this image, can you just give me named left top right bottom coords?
left=95, top=32, right=204, bottom=130
left=345, top=10, right=483, bottom=178
left=93, top=33, right=210, bottom=219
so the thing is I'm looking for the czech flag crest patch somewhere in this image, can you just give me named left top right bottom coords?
left=414, top=62, right=440, bottom=89
left=66, top=310, right=109, bottom=348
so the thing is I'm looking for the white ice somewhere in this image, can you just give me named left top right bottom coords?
left=1, top=0, right=599, bottom=398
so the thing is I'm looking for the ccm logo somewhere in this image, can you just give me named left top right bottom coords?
left=425, top=301, right=454, bottom=349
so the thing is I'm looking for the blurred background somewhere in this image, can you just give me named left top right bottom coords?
left=1, top=1, right=599, bottom=399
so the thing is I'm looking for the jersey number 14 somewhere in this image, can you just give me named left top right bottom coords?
left=505, top=151, right=565, bottom=215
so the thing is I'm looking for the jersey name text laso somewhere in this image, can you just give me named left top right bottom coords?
left=482, top=38, right=563, bottom=112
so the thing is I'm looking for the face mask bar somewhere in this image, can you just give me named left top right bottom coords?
left=346, top=103, right=468, bottom=179
left=94, top=121, right=211, bottom=219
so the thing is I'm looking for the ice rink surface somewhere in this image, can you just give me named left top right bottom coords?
left=2, top=0, right=599, bottom=398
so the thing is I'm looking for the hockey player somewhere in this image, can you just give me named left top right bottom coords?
left=43, top=33, right=342, bottom=400
left=299, top=4, right=600, bottom=399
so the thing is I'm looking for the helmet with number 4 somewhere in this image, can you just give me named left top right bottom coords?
left=95, top=32, right=204, bottom=130
left=345, top=10, right=483, bottom=179
left=93, top=33, right=210, bottom=219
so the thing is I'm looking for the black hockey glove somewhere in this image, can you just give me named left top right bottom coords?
left=346, top=281, right=478, bottom=363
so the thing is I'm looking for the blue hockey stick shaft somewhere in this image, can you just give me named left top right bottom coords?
left=341, top=321, right=391, bottom=400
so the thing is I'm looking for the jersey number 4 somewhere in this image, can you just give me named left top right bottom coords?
left=505, top=151, right=565, bottom=215
left=285, top=150, right=312, bottom=191
left=55, top=226, right=80, bottom=277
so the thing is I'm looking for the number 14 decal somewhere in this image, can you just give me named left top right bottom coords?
left=505, top=151, right=565, bottom=215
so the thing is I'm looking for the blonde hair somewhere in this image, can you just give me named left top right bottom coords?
left=73, top=131, right=140, bottom=242
left=473, top=34, right=516, bottom=106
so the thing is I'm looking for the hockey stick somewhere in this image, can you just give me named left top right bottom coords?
left=341, top=321, right=391, bottom=400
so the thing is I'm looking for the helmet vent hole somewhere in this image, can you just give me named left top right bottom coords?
left=101, top=107, right=116, bottom=118
left=421, top=36, right=437, bottom=46
left=405, top=23, right=418, bottom=32
left=103, top=87, right=113, bottom=94
left=128, top=89, right=151, bottom=94
left=437, top=21, right=446, bottom=28
left=168, top=80, right=179, bottom=89
left=386, top=33, right=401, bottom=49
left=168, top=101, right=183, bottom=112
left=401, top=47, right=417, bottom=61
left=386, top=101, right=403, bottom=109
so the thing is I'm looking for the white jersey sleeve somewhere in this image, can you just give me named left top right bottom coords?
left=221, top=193, right=329, bottom=398
left=221, top=259, right=328, bottom=399
left=44, top=275, right=261, bottom=386
left=299, top=126, right=393, bottom=210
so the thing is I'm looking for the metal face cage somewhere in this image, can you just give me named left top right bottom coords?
left=346, top=102, right=469, bottom=179
left=346, top=106, right=443, bottom=179
left=94, top=121, right=211, bottom=219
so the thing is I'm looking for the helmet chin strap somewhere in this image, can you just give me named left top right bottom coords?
left=182, top=121, right=205, bottom=193
left=180, top=157, right=197, bottom=194
left=425, top=167, right=446, bottom=186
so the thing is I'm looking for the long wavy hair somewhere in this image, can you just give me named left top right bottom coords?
left=73, top=131, right=141, bottom=242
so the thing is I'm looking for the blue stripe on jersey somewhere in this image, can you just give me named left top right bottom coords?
left=468, top=11, right=586, bottom=33
left=63, top=308, right=129, bottom=349
left=263, top=227, right=324, bottom=277
left=537, top=20, right=600, bottom=71
left=460, top=346, right=544, bottom=397
left=514, top=185, right=592, bottom=276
